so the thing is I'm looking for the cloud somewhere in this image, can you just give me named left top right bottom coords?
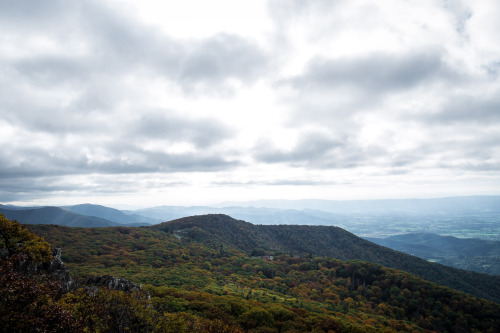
left=0, top=173, right=189, bottom=203
left=0, top=112, right=239, bottom=179
left=214, top=179, right=340, bottom=187
left=0, top=0, right=254, bottom=191
left=0, top=145, right=239, bottom=179
left=423, top=94, right=500, bottom=125
left=253, top=131, right=383, bottom=169
left=1, top=0, right=270, bottom=107
left=1, top=0, right=500, bottom=204
left=288, top=50, right=448, bottom=93
left=177, top=33, right=269, bottom=89
left=127, top=111, right=234, bottom=148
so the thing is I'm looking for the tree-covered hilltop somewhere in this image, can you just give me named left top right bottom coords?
left=20, top=215, right=500, bottom=332
left=155, top=214, right=500, bottom=303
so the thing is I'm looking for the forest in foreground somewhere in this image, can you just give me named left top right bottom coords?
left=1, top=213, right=500, bottom=332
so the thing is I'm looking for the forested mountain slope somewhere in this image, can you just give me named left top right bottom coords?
left=155, top=214, right=500, bottom=303
left=22, top=219, right=500, bottom=332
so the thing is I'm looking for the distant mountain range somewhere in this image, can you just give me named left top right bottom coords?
left=134, top=195, right=500, bottom=224
left=3, top=195, right=500, bottom=227
left=0, top=204, right=153, bottom=227
left=63, top=204, right=159, bottom=225
left=133, top=205, right=342, bottom=225
left=1, top=196, right=499, bottom=275
left=366, top=233, right=500, bottom=275
left=0, top=206, right=121, bottom=227
left=220, top=195, right=500, bottom=214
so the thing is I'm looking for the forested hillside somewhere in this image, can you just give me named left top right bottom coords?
left=155, top=214, right=500, bottom=303
left=13, top=214, right=497, bottom=332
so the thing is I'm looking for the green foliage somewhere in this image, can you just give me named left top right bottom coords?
left=0, top=214, right=52, bottom=262
left=0, top=215, right=80, bottom=332
left=155, top=214, right=500, bottom=303
left=0, top=259, right=81, bottom=332
left=238, top=307, right=275, bottom=329
left=27, top=221, right=500, bottom=332
left=61, top=288, right=155, bottom=332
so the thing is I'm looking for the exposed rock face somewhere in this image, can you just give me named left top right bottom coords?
left=83, top=274, right=146, bottom=298
left=84, top=275, right=142, bottom=292
left=42, top=249, right=143, bottom=295
left=44, top=248, right=74, bottom=292
left=5, top=247, right=75, bottom=293
left=7, top=245, right=146, bottom=298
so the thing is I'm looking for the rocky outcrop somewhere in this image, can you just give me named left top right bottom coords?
left=5, top=244, right=144, bottom=296
left=44, top=248, right=74, bottom=292
left=6, top=247, right=75, bottom=293
left=84, top=275, right=142, bottom=292
left=83, top=274, right=146, bottom=298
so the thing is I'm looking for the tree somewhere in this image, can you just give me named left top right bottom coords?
left=0, top=214, right=52, bottom=262
left=239, top=307, right=275, bottom=329
left=61, top=288, right=155, bottom=332
left=0, top=215, right=81, bottom=332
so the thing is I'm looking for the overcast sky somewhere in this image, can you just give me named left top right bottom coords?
left=1, top=0, right=500, bottom=208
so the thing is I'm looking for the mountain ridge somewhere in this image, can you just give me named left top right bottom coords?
left=154, top=214, right=500, bottom=303
left=0, top=206, right=121, bottom=227
left=63, top=203, right=159, bottom=225
left=219, top=195, right=500, bottom=213
left=0, top=205, right=152, bottom=227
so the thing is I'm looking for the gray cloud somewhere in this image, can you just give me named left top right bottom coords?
left=1, top=0, right=269, bottom=96
left=423, top=95, right=500, bottom=125
left=213, top=179, right=341, bottom=187
left=0, top=176, right=83, bottom=197
left=0, top=173, right=188, bottom=202
left=0, top=0, right=73, bottom=27
left=177, top=34, right=268, bottom=88
left=273, top=49, right=459, bottom=133
left=14, top=57, right=87, bottom=87
left=128, top=111, right=234, bottom=148
left=253, top=132, right=386, bottom=169
left=0, top=145, right=239, bottom=179
left=251, top=122, right=500, bottom=174
left=254, top=133, right=345, bottom=164
left=0, top=0, right=257, bottom=196
left=288, top=51, right=447, bottom=93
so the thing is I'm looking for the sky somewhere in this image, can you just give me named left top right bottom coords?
left=1, top=0, right=500, bottom=208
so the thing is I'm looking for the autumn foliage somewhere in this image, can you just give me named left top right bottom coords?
left=2, top=213, right=500, bottom=332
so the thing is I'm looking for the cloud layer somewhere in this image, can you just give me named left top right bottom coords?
left=1, top=0, right=500, bottom=206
